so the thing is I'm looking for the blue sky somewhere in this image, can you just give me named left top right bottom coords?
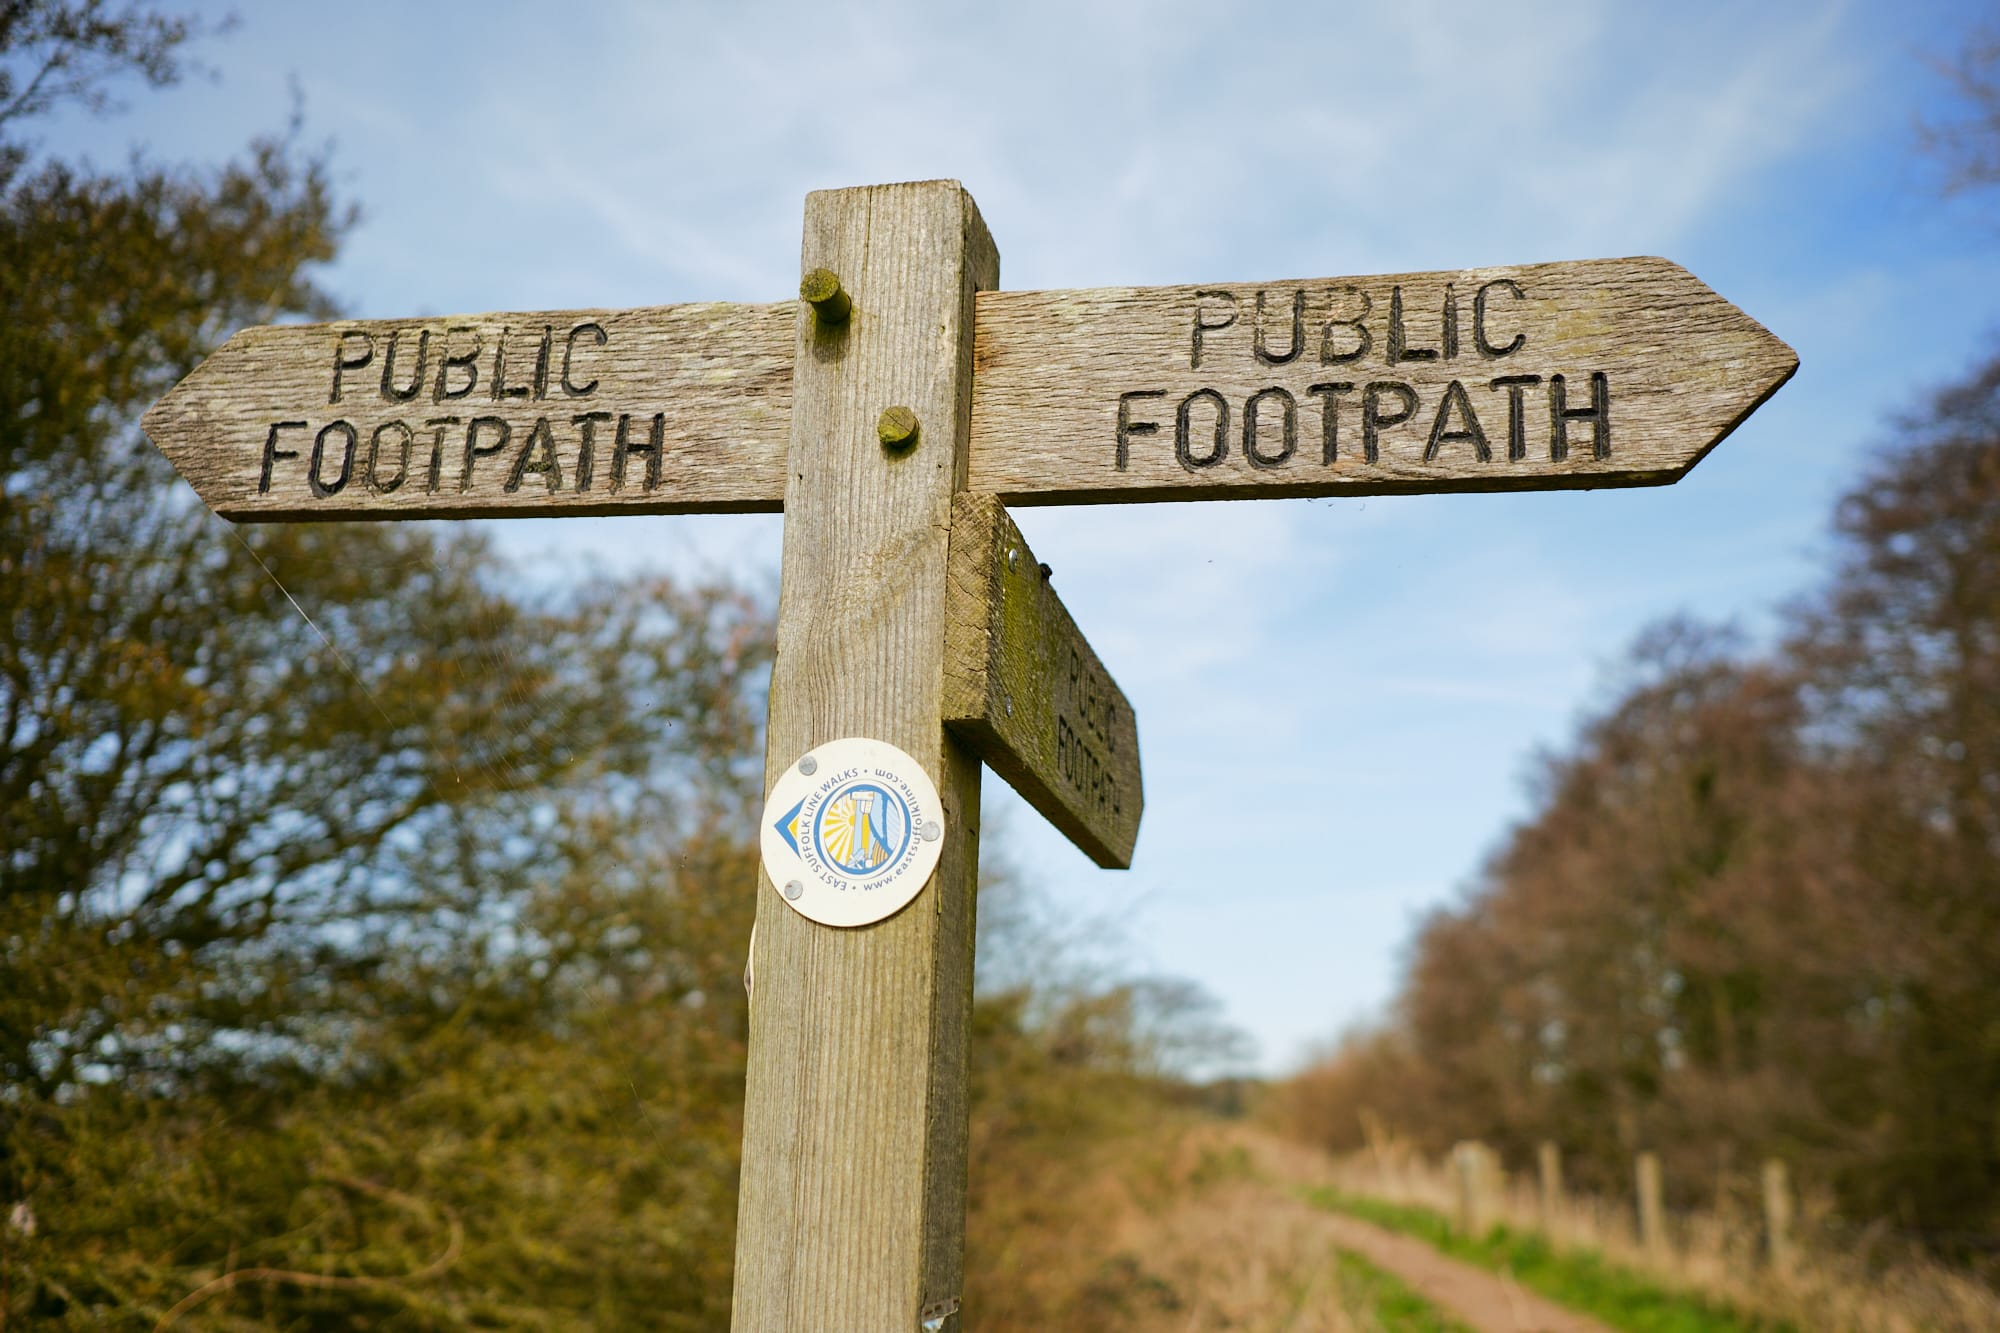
left=49, top=0, right=2000, bottom=1072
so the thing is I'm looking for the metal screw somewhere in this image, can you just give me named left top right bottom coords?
left=783, top=879, right=804, bottom=900
left=800, top=268, right=851, bottom=324
left=919, top=821, right=942, bottom=842
left=799, top=755, right=818, bottom=776
left=878, top=406, right=920, bottom=449
left=1006, top=546, right=1019, bottom=571
left=1003, top=696, right=1014, bottom=718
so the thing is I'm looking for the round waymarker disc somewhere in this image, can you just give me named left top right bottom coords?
left=759, top=737, right=945, bottom=928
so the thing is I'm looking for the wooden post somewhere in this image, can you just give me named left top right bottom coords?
left=1636, top=1151, right=1666, bottom=1258
left=731, top=181, right=998, bottom=1332
left=1454, top=1142, right=1491, bottom=1238
left=1537, top=1141, right=1563, bottom=1232
left=1359, top=1108, right=1393, bottom=1188
left=1761, top=1158, right=1794, bottom=1276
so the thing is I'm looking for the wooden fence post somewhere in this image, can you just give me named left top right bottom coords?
left=1359, top=1109, right=1392, bottom=1188
left=731, top=181, right=998, bottom=1332
left=1761, top=1158, right=1795, bottom=1276
left=1537, top=1141, right=1563, bottom=1232
left=1454, top=1142, right=1493, bottom=1238
left=1636, top=1151, right=1666, bottom=1258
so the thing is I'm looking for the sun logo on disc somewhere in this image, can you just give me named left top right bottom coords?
left=815, top=781, right=910, bottom=876
left=759, top=738, right=945, bottom=928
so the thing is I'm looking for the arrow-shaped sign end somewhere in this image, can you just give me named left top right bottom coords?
left=1644, top=259, right=1800, bottom=485
left=141, top=377, right=226, bottom=509
left=139, top=382, right=185, bottom=464
left=142, top=334, right=250, bottom=518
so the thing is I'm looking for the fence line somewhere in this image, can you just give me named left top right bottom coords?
left=1321, top=1124, right=2000, bottom=1333
left=1337, top=1128, right=1812, bottom=1272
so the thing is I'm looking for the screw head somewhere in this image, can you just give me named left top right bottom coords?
left=1006, top=546, right=1019, bottom=571
left=798, top=756, right=818, bottom=776
left=919, top=821, right=942, bottom=843
left=783, top=879, right=804, bottom=900
left=877, top=406, right=920, bottom=449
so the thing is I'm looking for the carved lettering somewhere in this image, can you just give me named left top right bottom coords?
left=1361, top=381, right=1418, bottom=463
left=260, top=421, right=307, bottom=493
left=1190, top=291, right=1238, bottom=369
left=562, top=321, right=606, bottom=395
left=1307, top=382, right=1354, bottom=464
left=1047, top=637, right=1126, bottom=821
left=1549, top=371, right=1611, bottom=460
left=490, top=326, right=533, bottom=401
left=1252, top=289, right=1303, bottom=366
left=309, top=421, right=357, bottom=497
left=1243, top=386, right=1297, bottom=469
left=460, top=416, right=511, bottom=491
left=1423, top=379, right=1491, bottom=463
left=1064, top=643, right=1119, bottom=757
left=531, top=325, right=554, bottom=400
left=435, top=326, right=482, bottom=401
left=418, top=417, right=454, bottom=491
left=367, top=420, right=412, bottom=493
left=505, top=416, right=564, bottom=492
left=1491, top=374, right=1541, bottom=461
left=1175, top=388, right=1229, bottom=470
left=1320, top=286, right=1371, bottom=364
left=329, top=332, right=373, bottom=404
left=1387, top=286, right=1438, bottom=364
left=610, top=412, right=665, bottom=491
left=1116, top=390, right=1165, bottom=470
left=1056, top=716, right=1120, bottom=820
left=573, top=410, right=613, bottom=491
left=379, top=330, right=428, bottom=402
left=1474, top=279, right=1526, bottom=357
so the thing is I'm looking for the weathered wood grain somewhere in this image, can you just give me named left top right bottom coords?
left=731, top=181, right=998, bottom=1332
left=141, top=301, right=793, bottom=519
left=145, top=256, right=1793, bottom=522
left=944, top=493, right=1142, bottom=869
left=967, top=256, right=1796, bottom=503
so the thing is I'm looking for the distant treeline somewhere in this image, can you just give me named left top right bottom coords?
left=1276, top=355, right=2000, bottom=1257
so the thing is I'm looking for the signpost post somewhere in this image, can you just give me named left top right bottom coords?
left=143, top=178, right=1796, bottom=1332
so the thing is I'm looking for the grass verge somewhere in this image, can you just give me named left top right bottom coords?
left=1334, top=1247, right=1476, bottom=1333
left=1306, top=1189, right=1796, bottom=1333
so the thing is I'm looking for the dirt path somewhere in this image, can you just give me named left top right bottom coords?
left=1312, top=1208, right=1614, bottom=1333
left=1203, top=1128, right=1615, bottom=1333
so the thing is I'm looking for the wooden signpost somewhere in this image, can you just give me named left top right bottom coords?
left=143, top=179, right=1795, bottom=1331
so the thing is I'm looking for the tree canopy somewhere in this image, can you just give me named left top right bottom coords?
left=0, top=12, right=1248, bottom=1325
left=1278, top=356, right=2000, bottom=1253
left=0, top=7, right=785, bottom=1323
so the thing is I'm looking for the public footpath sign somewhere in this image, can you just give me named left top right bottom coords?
left=143, top=302, right=797, bottom=520
left=146, top=266, right=1793, bottom=520
left=143, top=180, right=1796, bottom=1332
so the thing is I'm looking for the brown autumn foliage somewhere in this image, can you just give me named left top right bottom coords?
left=1276, top=362, right=2000, bottom=1257
left=0, top=14, right=1260, bottom=1326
